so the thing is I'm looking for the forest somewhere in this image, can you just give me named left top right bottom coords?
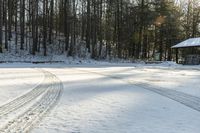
left=0, top=0, right=200, bottom=61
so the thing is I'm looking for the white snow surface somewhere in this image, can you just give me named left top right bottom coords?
left=0, top=62, right=200, bottom=133
left=0, top=68, right=44, bottom=106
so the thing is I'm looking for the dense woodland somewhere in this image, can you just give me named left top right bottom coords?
left=0, top=0, right=200, bottom=61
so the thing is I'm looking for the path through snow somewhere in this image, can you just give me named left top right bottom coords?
left=0, top=69, right=63, bottom=133
left=0, top=63, right=200, bottom=133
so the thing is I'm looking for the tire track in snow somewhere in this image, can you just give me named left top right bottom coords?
left=0, top=69, right=63, bottom=133
left=78, top=69, right=200, bottom=113
left=0, top=70, right=52, bottom=117
left=133, top=82, right=200, bottom=112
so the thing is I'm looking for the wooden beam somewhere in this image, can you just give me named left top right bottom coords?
left=176, top=48, right=178, bottom=63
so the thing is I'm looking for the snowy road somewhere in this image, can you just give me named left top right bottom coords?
left=0, top=64, right=200, bottom=133
left=0, top=68, right=62, bottom=133
left=80, top=69, right=200, bottom=112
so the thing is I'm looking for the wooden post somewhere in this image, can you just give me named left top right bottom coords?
left=176, top=48, right=178, bottom=63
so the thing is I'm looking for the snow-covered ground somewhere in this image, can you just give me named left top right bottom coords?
left=0, top=62, right=200, bottom=133
left=81, top=64, right=200, bottom=97
left=0, top=68, right=44, bottom=106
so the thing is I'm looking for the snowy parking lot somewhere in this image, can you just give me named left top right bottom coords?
left=0, top=63, right=200, bottom=133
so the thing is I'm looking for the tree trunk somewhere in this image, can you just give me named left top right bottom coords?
left=49, top=0, right=54, bottom=44
left=15, top=0, right=18, bottom=53
left=86, top=0, right=91, bottom=53
left=43, top=0, right=47, bottom=56
left=4, top=0, right=8, bottom=50
left=0, top=0, right=3, bottom=53
left=20, top=0, right=25, bottom=50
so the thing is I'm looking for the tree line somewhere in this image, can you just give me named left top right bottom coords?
left=0, top=0, right=200, bottom=61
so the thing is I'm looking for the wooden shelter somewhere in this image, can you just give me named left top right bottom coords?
left=172, top=38, right=200, bottom=65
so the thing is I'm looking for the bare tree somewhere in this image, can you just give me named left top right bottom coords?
left=0, top=0, right=3, bottom=53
